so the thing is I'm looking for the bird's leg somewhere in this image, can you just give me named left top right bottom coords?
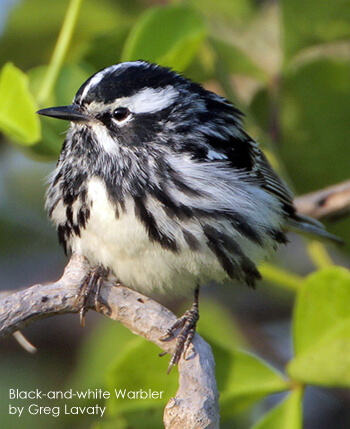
left=161, top=285, right=200, bottom=374
left=75, top=265, right=108, bottom=327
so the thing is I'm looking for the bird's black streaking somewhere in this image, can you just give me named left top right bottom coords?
left=38, top=60, right=340, bottom=370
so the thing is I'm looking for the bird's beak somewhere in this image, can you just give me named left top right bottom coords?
left=37, top=105, right=90, bottom=122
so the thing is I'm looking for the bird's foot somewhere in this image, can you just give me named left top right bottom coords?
left=75, top=265, right=108, bottom=327
left=161, top=286, right=200, bottom=374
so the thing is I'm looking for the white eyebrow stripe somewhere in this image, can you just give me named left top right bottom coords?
left=79, top=62, right=145, bottom=102
left=114, top=86, right=178, bottom=114
left=79, top=66, right=118, bottom=102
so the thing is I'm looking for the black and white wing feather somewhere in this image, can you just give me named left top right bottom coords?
left=193, top=95, right=340, bottom=245
left=222, top=130, right=341, bottom=244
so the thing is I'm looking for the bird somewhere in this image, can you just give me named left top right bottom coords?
left=37, top=60, right=340, bottom=372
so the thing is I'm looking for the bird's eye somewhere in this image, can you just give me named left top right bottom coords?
left=112, top=107, right=130, bottom=121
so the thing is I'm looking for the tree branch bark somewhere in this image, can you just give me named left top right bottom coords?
left=294, top=180, right=350, bottom=221
left=0, top=254, right=219, bottom=429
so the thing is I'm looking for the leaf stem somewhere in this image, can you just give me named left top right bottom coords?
left=307, top=241, right=334, bottom=269
left=260, top=263, right=303, bottom=291
left=37, top=0, right=83, bottom=106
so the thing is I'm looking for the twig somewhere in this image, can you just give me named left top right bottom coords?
left=294, top=180, right=350, bottom=221
left=12, top=331, right=37, bottom=353
left=0, top=254, right=219, bottom=429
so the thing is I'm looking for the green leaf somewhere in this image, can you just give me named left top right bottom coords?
left=122, top=5, right=207, bottom=70
left=66, top=320, right=174, bottom=428
left=29, top=63, right=92, bottom=107
left=288, top=318, right=350, bottom=386
left=190, top=0, right=255, bottom=24
left=97, top=403, right=165, bottom=429
left=0, top=63, right=40, bottom=144
left=82, top=24, right=131, bottom=71
left=293, top=267, right=350, bottom=356
left=0, top=0, right=127, bottom=70
left=252, top=388, right=303, bottom=429
left=289, top=267, right=350, bottom=387
left=214, top=345, right=290, bottom=418
left=210, top=36, right=267, bottom=81
left=69, top=318, right=138, bottom=392
left=282, top=0, right=350, bottom=60
left=197, top=298, right=244, bottom=351
left=200, top=303, right=289, bottom=411
left=221, top=350, right=289, bottom=397
left=105, top=338, right=178, bottom=416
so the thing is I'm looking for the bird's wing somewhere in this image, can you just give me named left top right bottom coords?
left=251, top=140, right=342, bottom=244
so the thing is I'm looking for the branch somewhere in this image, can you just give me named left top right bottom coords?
left=3, top=180, right=348, bottom=427
left=294, top=180, right=350, bottom=221
left=0, top=254, right=219, bottom=429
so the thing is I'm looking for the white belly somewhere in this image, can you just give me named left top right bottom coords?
left=64, top=177, right=226, bottom=294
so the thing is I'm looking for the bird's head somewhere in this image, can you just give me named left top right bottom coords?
left=37, top=61, right=244, bottom=162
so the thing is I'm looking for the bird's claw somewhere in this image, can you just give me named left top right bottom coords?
left=74, top=266, right=107, bottom=326
left=161, top=304, right=199, bottom=374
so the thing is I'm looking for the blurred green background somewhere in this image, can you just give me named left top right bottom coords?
left=0, top=0, right=350, bottom=428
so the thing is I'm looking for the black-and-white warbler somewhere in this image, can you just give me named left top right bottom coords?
left=37, top=61, right=339, bottom=370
